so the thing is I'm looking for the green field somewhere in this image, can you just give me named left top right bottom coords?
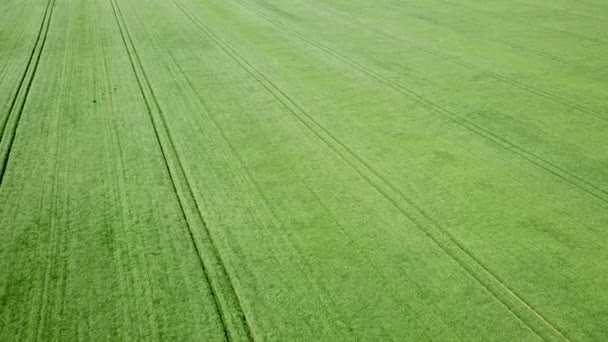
left=1, top=0, right=607, bottom=340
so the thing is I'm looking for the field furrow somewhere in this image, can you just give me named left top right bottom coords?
left=109, top=0, right=254, bottom=338
left=0, top=0, right=55, bottom=183
left=0, top=0, right=50, bottom=128
left=101, top=0, right=550, bottom=339
left=0, top=0, right=227, bottom=340
left=160, top=0, right=608, bottom=339
left=1, top=0, right=607, bottom=340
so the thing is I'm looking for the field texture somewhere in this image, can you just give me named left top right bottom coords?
left=1, top=0, right=607, bottom=340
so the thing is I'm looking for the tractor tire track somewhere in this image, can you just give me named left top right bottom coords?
left=163, top=47, right=377, bottom=339
left=237, top=0, right=608, bottom=208
left=313, top=0, right=607, bottom=76
left=0, top=0, right=56, bottom=186
left=35, top=86, right=70, bottom=342
left=97, top=1, right=160, bottom=336
left=506, top=0, right=606, bottom=23
left=0, top=5, right=40, bottom=128
left=171, top=1, right=569, bottom=340
left=437, top=0, right=608, bottom=47
left=28, top=20, right=73, bottom=334
left=496, top=40, right=605, bottom=74
left=300, top=0, right=607, bottom=121
left=405, top=7, right=607, bottom=76
left=97, top=1, right=135, bottom=336
left=109, top=0, right=254, bottom=341
left=168, top=47, right=399, bottom=340
left=374, top=0, right=608, bottom=76
left=0, top=1, right=51, bottom=138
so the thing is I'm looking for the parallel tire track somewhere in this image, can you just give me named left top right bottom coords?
left=438, top=0, right=608, bottom=47
left=302, top=0, right=607, bottom=121
left=383, top=0, right=606, bottom=75
left=400, top=5, right=607, bottom=76
left=237, top=0, right=608, bottom=208
left=96, top=1, right=159, bottom=337
left=108, top=0, right=254, bottom=341
left=165, top=51, right=374, bottom=338
left=172, top=1, right=569, bottom=340
left=0, top=0, right=56, bottom=186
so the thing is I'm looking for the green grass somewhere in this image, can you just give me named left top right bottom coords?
left=1, top=0, right=607, bottom=340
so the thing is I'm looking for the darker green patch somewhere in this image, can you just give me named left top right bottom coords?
left=256, top=0, right=300, bottom=22
left=432, top=150, right=457, bottom=163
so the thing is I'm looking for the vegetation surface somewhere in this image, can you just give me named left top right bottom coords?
left=1, top=0, right=607, bottom=340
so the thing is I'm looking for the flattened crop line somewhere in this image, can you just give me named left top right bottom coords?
left=437, top=0, right=608, bottom=47
left=108, top=0, right=253, bottom=341
left=397, top=3, right=607, bottom=77
left=171, top=0, right=568, bottom=340
left=300, top=0, right=608, bottom=122
left=0, top=0, right=56, bottom=186
left=236, top=0, right=608, bottom=208
left=403, top=1, right=608, bottom=77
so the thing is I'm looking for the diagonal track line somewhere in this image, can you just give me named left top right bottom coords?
left=236, top=0, right=608, bottom=208
left=0, top=0, right=56, bottom=186
left=300, top=0, right=607, bottom=121
left=108, top=0, right=254, bottom=340
left=173, top=0, right=570, bottom=340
